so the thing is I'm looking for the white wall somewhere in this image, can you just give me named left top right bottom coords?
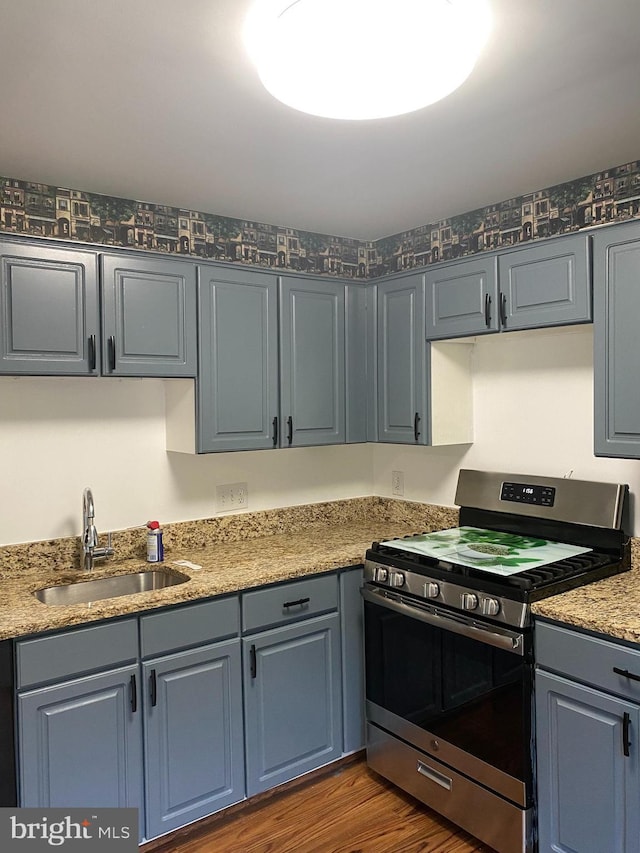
left=373, top=325, right=640, bottom=534
left=0, top=376, right=373, bottom=545
left=2, top=324, right=639, bottom=545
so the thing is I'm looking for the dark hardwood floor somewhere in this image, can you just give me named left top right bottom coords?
left=143, top=757, right=494, bottom=853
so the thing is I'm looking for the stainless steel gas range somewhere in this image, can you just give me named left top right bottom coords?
left=362, top=469, right=630, bottom=853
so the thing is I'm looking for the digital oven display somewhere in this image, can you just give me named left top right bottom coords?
left=500, top=481, right=556, bottom=507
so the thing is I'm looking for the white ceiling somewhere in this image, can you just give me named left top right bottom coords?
left=1, top=0, right=639, bottom=241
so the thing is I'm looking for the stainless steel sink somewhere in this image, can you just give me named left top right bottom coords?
left=33, top=569, right=190, bottom=606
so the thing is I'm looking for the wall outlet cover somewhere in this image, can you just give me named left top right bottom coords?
left=391, top=471, right=404, bottom=496
left=216, top=482, right=249, bottom=512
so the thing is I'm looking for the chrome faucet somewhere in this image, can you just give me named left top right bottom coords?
left=82, top=487, right=115, bottom=571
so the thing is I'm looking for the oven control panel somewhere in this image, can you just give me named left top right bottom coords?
left=501, top=481, right=555, bottom=507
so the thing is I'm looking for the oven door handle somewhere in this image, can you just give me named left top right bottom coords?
left=361, top=586, right=525, bottom=656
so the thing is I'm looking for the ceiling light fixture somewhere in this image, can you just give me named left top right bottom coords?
left=243, top=0, right=493, bottom=121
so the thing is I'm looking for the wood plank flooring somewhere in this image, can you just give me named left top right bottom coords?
left=144, top=757, right=494, bottom=853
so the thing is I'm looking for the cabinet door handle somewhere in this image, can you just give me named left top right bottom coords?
left=108, top=335, right=116, bottom=372
left=272, top=416, right=278, bottom=447
left=287, top=416, right=293, bottom=446
left=484, top=292, right=491, bottom=327
left=414, top=412, right=421, bottom=442
left=623, top=711, right=631, bottom=757
left=150, top=669, right=157, bottom=708
left=613, top=666, right=640, bottom=682
left=283, top=597, right=310, bottom=609
left=130, top=673, right=138, bottom=713
left=88, top=334, right=97, bottom=371
left=499, top=292, right=507, bottom=326
left=250, top=644, right=257, bottom=679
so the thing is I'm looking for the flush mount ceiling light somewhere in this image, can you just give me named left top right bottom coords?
left=243, top=0, right=493, bottom=120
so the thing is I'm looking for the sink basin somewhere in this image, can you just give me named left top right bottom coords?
left=33, top=569, right=190, bottom=606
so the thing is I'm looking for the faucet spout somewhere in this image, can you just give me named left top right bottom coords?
left=82, top=487, right=115, bottom=571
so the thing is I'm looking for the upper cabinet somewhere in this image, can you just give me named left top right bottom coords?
left=101, top=254, right=197, bottom=377
left=279, top=276, right=346, bottom=447
left=376, top=272, right=473, bottom=447
left=425, top=255, right=498, bottom=340
left=593, top=220, right=640, bottom=458
left=0, top=240, right=99, bottom=374
left=187, top=267, right=349, bottom=453
left=377, top=273, right=428, bottom=444
left=0, top=238, right=196, bottom=377
left=198, top=265, right=279, bottom=453
left=425, top=233, right=591, bottom=340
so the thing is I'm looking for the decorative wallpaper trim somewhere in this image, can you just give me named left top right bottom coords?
left=1, top=159, right=639, bottom=279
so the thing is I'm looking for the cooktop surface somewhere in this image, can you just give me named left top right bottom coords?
left=379, top=527, right=592, bottom=577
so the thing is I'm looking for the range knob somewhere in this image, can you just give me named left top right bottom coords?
left=461, top=592, right=479, bottom=611
left=388, top=571, right=406, bottom=588
left=425, top=582, right=440, bottom=599
left=373, top=566, right=388, bottom=583
left=481, top=597, right=500, bottom=617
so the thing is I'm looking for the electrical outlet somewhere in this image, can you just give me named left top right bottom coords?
left=391, top=470, right=404, bottom=496
left=216, top=482, right=249, bottom=512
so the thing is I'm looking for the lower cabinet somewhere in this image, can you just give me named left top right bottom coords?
left=15, top=569, right=359, bottom=843
left=535, top=620, right=640, bottom=853
left=142, top=639, right=244, bottom=839
left=18, top=663, right=143, bottom=812
left=243, top=612, right=342, bottom=796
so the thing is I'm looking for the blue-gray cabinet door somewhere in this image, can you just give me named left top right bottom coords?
left=243, top=613, right=342, bottom=796
left=425, top=255, right=498, bottom=339
left=0, top=240, right=99, bottom=374
left=18, top=664, right=143, bottom=811
left=594, top=221, right=640, bottom=458
left=101, top=254, right=197, bottom=377
left=279, top=277, right=345, bottom=447
left=198, top=266, right=278, bottom=452
left=345, top=283, right=368, bottom=444
left=535, top=670, right=639, bottom=853
left=377, top=274, right=429, bottom=444
left=498, top=233, right=591, bottom=331
left=142, top=639, right=244, bottom=840
left=339, top=567, right=365, bottom=753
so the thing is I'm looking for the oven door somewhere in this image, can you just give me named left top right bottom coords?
left=362, top=584, right=534, bottom=808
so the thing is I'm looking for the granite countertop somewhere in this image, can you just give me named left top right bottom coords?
left=0, top=497, right=458, bottom=641
left=532, top=555, right=640, bottom=644
left=3, top=494, right=640, bottom=645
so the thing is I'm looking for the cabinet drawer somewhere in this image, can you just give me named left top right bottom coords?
left=536, top=620, right=640, bottom=702
left=140, top=595, right=239, bottom=658
left=242, top=574, right=338, bottom=633
left=16, top=618, right=138, bottom=689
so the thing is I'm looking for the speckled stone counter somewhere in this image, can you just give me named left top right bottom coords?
left=532, top=540, right=640, bottom=644
left=0, top=496, right=458, bottom=641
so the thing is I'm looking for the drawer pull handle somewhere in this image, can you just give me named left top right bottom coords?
left=283, top=597, right=310, bottom=609
left=130, top=673, right=137, bottom=714
left=613, top=666, right=640, bottom=682
left=623, top=711, right=632, bottom=757
left=417, top=761, right=452, bottom=791
left=250, top=644, right=257, bottom=679
left=150, top=669, right=157, bottom=707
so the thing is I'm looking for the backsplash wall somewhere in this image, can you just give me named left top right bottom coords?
left=1, top=159, right=639, bottom=278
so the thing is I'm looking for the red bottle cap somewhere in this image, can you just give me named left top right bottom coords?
left=147, top=520, right=160, bottom=530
